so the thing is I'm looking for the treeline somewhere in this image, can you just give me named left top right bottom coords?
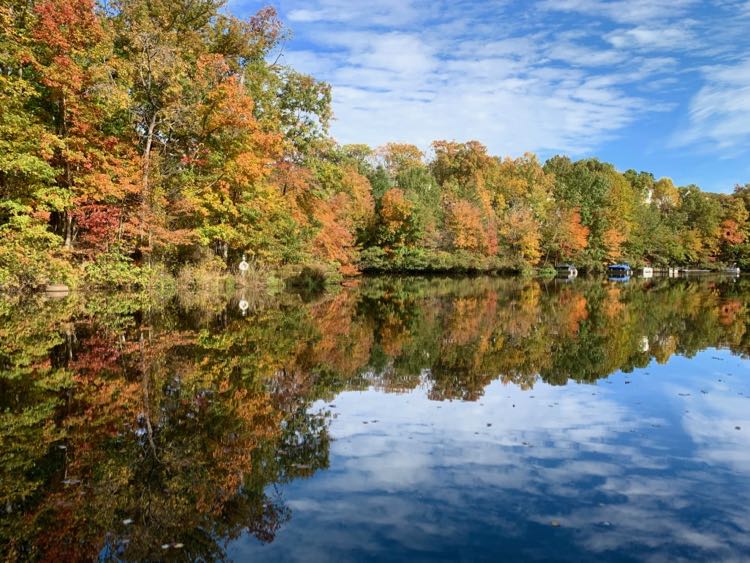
left=2, top=0, right=750, bottom=291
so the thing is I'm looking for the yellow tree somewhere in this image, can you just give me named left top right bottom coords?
left=652, top=177, right=680, bottom=211
left=377, top=143, right=424, bottom=178
left=602, top=172, right=638, bottom=261
left=495, top=153, right=555, bottom=219
left=500, top=207, right=542, bottom=264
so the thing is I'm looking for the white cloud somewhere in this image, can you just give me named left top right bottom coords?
left=676, top=58, right=750, bottom=150
left=546, top=42, right=626, bottom=67
left=265, top=0, right=750, bottom=157
left=276, top=6, right=660, bottom=156
left=348, top=33, right=438, bottom=76
left=538, top=0, right=699, bottom=25
left=325, top=57, right=641, bottom=155
left=606, top=25, right=695, bottom=50
left=286, top=0, right=420, bottom=26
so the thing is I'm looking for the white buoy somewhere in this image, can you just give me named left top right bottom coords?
left=239, top=254, right=249, bottom=275
left=239, top=299, right=249, bottom=315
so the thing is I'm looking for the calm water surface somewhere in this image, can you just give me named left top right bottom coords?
left=2, top=276, right=750, bottom=561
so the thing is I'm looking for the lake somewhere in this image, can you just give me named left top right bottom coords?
left=2, top=276, right=750, bottom=561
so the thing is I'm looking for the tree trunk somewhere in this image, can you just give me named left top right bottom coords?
left=60, top=94, right=75, bottom=250
left=63, top=211, right=74, bottom=249
left=140, top=112, right=158, bottom=246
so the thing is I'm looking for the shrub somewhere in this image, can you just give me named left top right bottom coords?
left=537, top=265, right=557, bottom=278
left=176, top=255, right=231, bottom=291
left=0, top=211, right=75, bottom=291
left=359, top=245, right=511, bottom=273
left=83, top=250, right=141, bottom=289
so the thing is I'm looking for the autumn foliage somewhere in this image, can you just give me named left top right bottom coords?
left=0, top=1, right=749, bottom=291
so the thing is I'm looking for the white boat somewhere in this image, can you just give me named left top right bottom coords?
left=555, top=264, right=578, bottom=278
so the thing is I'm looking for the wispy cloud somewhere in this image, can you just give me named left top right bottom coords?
left=286, top=0, right=420, bottom=26
left=605, top=25, right=696, bottom=51
left=675, top=58, right=750, bottom=151
left=276, top=0, right=687, bottom=156
left=538, top=0, right=699, bottom=25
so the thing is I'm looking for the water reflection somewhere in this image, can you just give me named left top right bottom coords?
left=1, top=277, right=750, bottom=560
left=237, top=371, right=750, bottom=562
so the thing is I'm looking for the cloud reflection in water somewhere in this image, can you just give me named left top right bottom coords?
left=233, top=350, right=750, bottom=562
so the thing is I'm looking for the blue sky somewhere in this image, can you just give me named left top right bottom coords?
left=227, top=0, right=750, bottom=193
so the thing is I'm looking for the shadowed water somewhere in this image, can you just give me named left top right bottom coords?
left=2, top=276, right=750, bottom=561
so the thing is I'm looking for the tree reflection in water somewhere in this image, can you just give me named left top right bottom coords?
left=1, top=276, right=749, bottom=560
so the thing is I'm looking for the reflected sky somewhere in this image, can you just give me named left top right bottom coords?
left=233, top=349, right=750, bottom=562
left=5, top=276, right=750, bottom=561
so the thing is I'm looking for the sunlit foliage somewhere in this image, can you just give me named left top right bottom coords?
left=0, top=2, right=748, bottom=291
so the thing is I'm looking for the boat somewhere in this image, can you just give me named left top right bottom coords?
left=555, top=264, right=578, bottom=279
left=606, top=263, right=631, bottom=282
left=45, top=284, right=70, bottom=297
left=607, top=263, right=632, bottom=276
left=637, top=266, right=653, bottom=279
